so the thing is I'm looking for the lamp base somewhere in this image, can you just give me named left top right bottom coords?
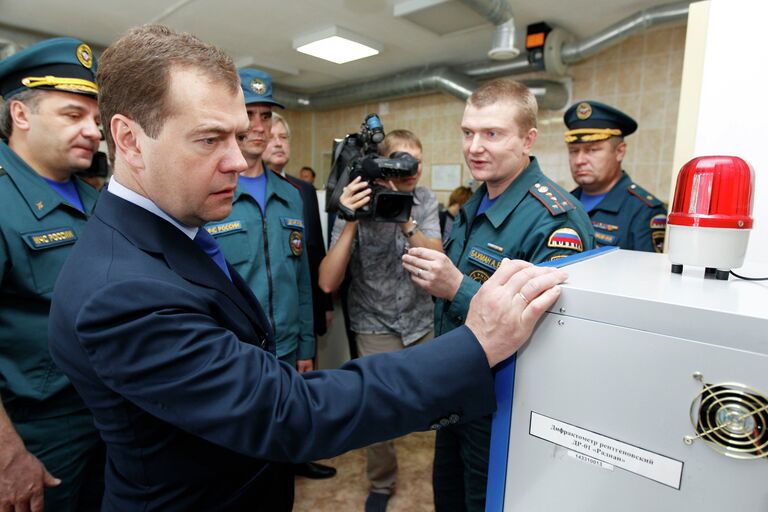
left=668, top=225, right=750, bottom=272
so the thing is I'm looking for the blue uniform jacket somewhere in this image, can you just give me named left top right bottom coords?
left=0, top=141, right=98, bottom=419
left=47, top=191, right=496, bottom=511
left=207, top=169, right=314, bottom=360
left=572, top=171, right=667, bottom=253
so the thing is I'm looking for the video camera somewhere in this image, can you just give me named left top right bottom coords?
left=326, top=114, right=418, bottom=223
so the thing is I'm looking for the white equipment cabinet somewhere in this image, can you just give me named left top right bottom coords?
left=491, top=249, right=768, bottom=511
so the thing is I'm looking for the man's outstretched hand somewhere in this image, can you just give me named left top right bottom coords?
left=464, top=259, right=567, bottom=367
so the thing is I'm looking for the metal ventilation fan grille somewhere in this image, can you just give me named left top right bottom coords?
left=688, top=382, right=768, bottom=459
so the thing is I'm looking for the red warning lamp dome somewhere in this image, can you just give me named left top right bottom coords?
left=669, top=156, right=754, bottom=229
left=668, top=156, right=754, bottom=279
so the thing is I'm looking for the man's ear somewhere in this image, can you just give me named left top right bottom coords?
left=9, top=100, right=33, bottom=132
left=111, top=114, right=145, bottom=170
left=615, top=140, right=627, bottom=163
left=522, top=127, right=538, bottom=155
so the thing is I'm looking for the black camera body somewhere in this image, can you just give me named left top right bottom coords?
left=326, top=114, right=418, bottom=223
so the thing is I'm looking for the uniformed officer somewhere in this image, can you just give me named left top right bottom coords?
left=208, top=68, right=314, bottom=370
left=0, top=38, right=103, bottom=511
left=263, top=111, right=338, bottom=481
left=204, top=68, right=313, bottom=505
left=402, top=78, right=594, bottom=512
left=564, top=100, right=667, bottom=252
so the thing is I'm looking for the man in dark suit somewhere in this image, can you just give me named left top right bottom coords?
left=47, top=24, right=567, bottom=511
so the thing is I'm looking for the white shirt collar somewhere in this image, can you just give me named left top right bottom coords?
left=107, top=178, right=198, bottom=240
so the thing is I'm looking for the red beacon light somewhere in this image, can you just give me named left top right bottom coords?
left=667, top=156, right=754, bottom=280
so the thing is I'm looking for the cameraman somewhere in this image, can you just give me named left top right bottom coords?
left=319, top=129, right=441, bottom=512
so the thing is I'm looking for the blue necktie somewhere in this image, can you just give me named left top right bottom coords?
left=193, top=228, right=232, bottom=281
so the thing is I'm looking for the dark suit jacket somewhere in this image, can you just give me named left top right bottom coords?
left=283, top=174, right=333, bottom=336
left=48, top=191, right=496, bottom=511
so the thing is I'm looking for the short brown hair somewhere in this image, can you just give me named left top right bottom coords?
left=448, top=186, right=472, bottom=208
left=379, top=129, right=422, bottom=157
left=468, top=78, right=538, bottom=133
left=97, top=24, right=239, bottom=160
left=0, top=89, right=44, bottom=139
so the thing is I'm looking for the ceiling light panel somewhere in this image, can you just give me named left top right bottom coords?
left=293, top=26, right=382, bottom=64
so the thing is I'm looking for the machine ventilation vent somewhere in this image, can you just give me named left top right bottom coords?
left=685, top=373, right=767, bottom=459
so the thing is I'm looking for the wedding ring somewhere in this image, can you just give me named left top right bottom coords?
left=517, top=291, right=530, bottom=305
left=417, top=269, right=422, bottom=278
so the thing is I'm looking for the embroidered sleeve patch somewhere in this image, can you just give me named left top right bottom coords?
left=206, top=220, right=244, bottom=236
left=652, top=230, right=665, bottom=253
left=280, top=217, right=304, bottom=230
left=547, top=228, right=583, bottom=252
left=467, top=247, right=503, bottom=272
left=650, top=214, right=667, bottom=230
left=289, top=230, right=303, bottom=256
left=469, top=269, right=490, bottom=283
left=22, top=228, right=77, bottom=250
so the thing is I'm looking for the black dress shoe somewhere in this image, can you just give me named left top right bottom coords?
left=293, top=461, right=337, bottom=479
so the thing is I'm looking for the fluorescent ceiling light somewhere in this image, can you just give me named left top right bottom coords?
left=293, top=27, right=382, bottom=64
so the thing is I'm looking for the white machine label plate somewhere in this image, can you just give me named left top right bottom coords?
left=529, top=412, right=683, bottom=489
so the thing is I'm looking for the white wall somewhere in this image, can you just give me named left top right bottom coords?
left=674, top=0, right=768, bottom=269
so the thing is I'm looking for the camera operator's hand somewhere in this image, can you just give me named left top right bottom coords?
left=320, top=178, right=370, bottom=293
left=340, top=176, right=372, bottom=213
left=465, top=259, right=567, bottom=367
left=402, top=248, right=464, bottom=300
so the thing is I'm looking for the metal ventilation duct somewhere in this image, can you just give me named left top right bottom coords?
left=560, top=1, right=691, bottom=63
left=277, top=66, right=477, bottom=110
left=277, top=71, right=566, bottom=111
left=457, top=0, right=514, bottom=25
left=458, top=0, right=520, bottom=60
left=276, top=1, right=691, bottom=111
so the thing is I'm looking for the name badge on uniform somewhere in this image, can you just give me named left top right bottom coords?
left=22, top=227, right=77, bottom=250
left=594, top=231, right=617, bottom=245
left=468, top=247, right=502, bottom=272
left=206, top=220, right=244, bottom=237
left=280, top=217, right=304, bottom=230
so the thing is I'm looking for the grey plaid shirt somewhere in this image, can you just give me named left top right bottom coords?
left=330, top=186, right=440, bottom=345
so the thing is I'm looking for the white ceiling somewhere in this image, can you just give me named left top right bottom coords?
left=0, top=0, right=685, bottom=92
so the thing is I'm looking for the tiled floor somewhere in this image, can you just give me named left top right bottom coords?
left=294, top=431, right=436, bottom=511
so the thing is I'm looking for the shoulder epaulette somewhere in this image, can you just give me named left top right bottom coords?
left=529, top=180, right=576, bottom=217
left=627, top=182, right=662, bottom=207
